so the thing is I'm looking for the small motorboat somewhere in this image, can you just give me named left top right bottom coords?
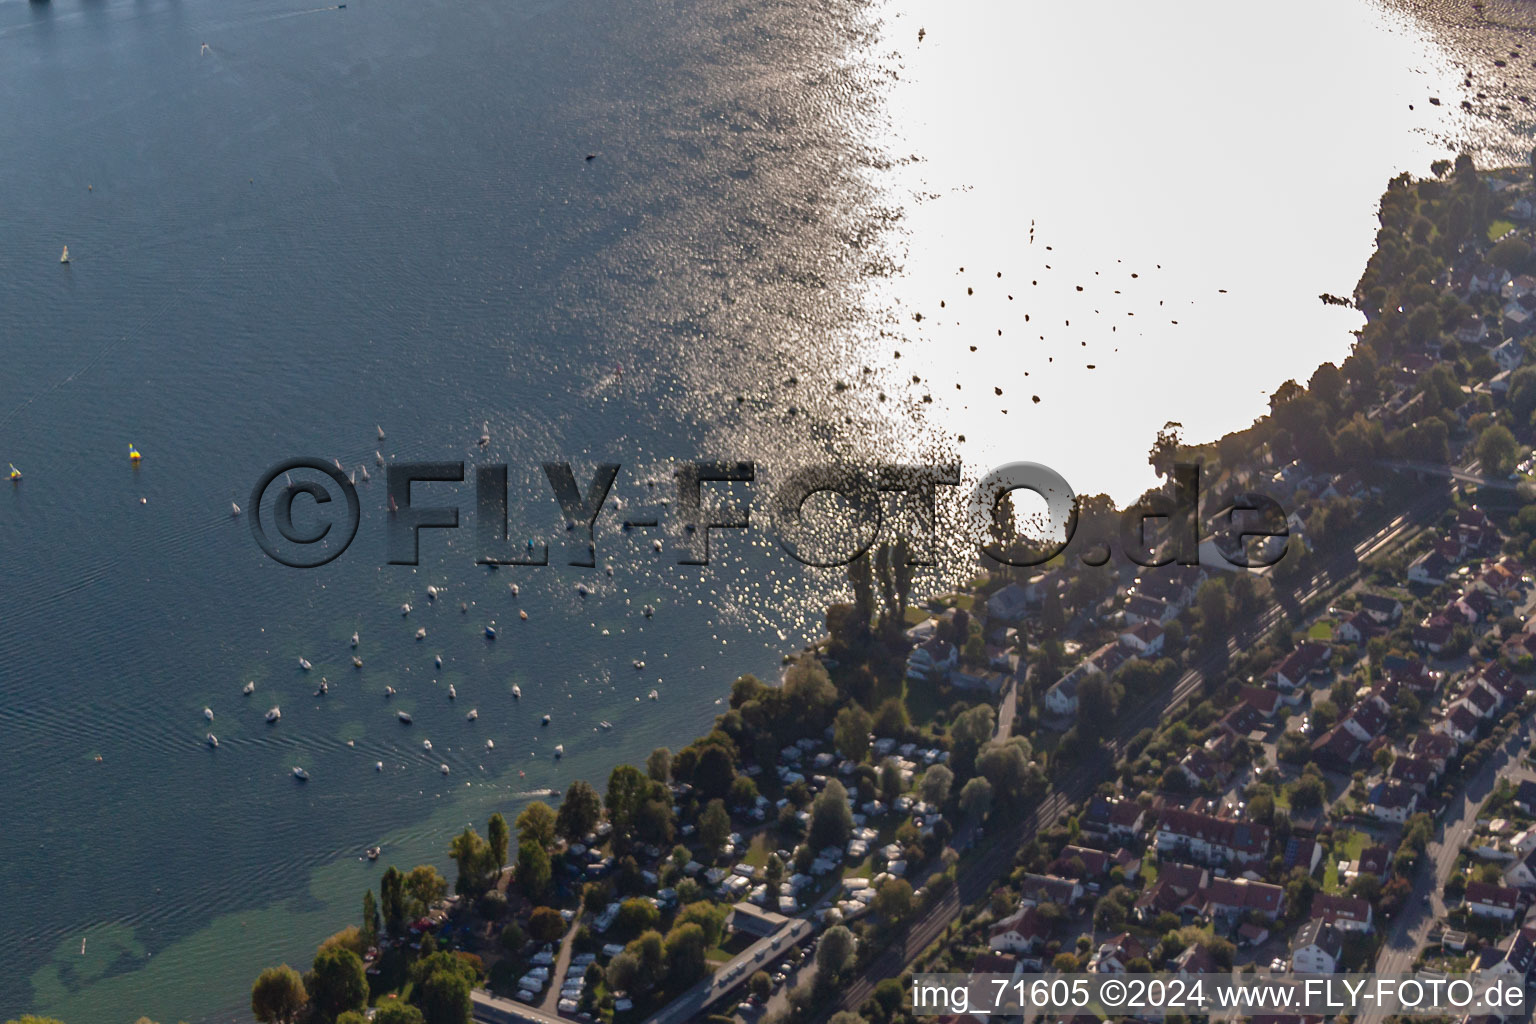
left=576, top=584, right=588, bottom=597
left=206, top=733, right=219, bottom=748
left=400, top=603, right=411, bottom=616
left=448, top=684, right=457, bottom=700
left=466, top=708, right=477, bottom=721
left=351, top=632, right=360, bottom=648
left=423, top=739, right=433, bottom=751
left=439, top=763, right=450, bottom=775
left=203, top=707, right=214, bottom=721
left=486, top=738, right=495, bottom=750
left=434, top=654, right=443, bottom=669
left=385, top=686, right=397, bottom=697
left=647, top=690, right=659, bottom=701
left=554, top=744, right=564, bottom=758
left=541, top=714, right=551, bottom=726
left=375, top=761, right=384, bottom=771
left=366, top=845, right=380, bottom=860
left=415, top=627, right=426, bottom=640
left=315, top=678, right=328, bottom=696
left=511, top=684, right=521, bottom=699
left=298, top=657, right=312, bottom=671
left=642, top=604, right=655, bottom=618
left=599, top=721, right=613, bottom=731
left=518, top=609, right=528, bottom=621
left=352, top=656, right=363, bottom=668
left=292, top=766, right=309, bottom=781
left=509, top=583, right=519, bottom=597
left=427, top=585, right=438, bottom=600
left=633, top=660, right=645, bottom=670
left=397, top=710, right=411, bottom=723
left=484, top=623, right=497, bottom=639
left=242, top=680, right=255, bottom=695
left=266, top=706, right=282, bottom=723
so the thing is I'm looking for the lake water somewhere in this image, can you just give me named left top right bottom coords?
left=0, top=0, right=1524, bottom=1019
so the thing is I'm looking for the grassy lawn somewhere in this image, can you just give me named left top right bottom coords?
left=1307, top=620, right=1336, bottom=641
left=742, top=833, right=771, bottom=869
left=1489, top=218, right=1517, bottom=242
left=1323, top=829, right=1369, bottom=892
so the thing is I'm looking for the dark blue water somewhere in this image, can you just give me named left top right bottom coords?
left=0, top=0, right=923, bottom=1017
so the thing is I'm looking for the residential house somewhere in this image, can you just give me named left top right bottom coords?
left=1465, top=881, right=1522, bottom=921
left=1310, top=894, right=1373, bottom=934
left=1290, top=920, right=1344, bottom=974
left=1154, top=809, right=1270, bottom=867
left=1119, top=621, right=1166, bottom=658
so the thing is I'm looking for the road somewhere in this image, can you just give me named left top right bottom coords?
left=832, top=483, right=1448, bottom=1016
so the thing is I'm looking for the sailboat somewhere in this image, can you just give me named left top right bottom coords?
left=231, top=501, right=241, bottom=517
left=60, top=246, right=69, bottom=264
left=8, top=464, right=20, bottom=482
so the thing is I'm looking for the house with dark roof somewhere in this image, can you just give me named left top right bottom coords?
left=1436, top=704, right=1482, bottom=745
left=1087, top=932, right=1147, bottom=974
left=1081, top=797, right=1146, bottom=842
left=1017, top=874, right=1083, bottom=909
left=1367, top=780, right=1419, bottom=824
left=1200, top=877, right=1284, bottom=922
left=1290, top=919, right=1343, bottom=974
left=1266, top=642, right=1332, bottom=692
left=988, top=905, right=1050, bottom=954
left=1310, top=893, right=1372, bottom=934
left=1154, top=809, right=1270, bottom=866
left=1239, top=686, right=1283, bottom=718
left=984, top=583, right=1032, bottom=623
left=1382, top=655, right=1440, bottom=695
left=1134, top=862, right=1208, bottom=922
left=1410, top=731, right=1457, bottom=769
left=1388, top=755, right=1439, bottom=794
left=1358, top=593, right=1404, bottom=624
left=1465, top=881, right=1522, bottom=921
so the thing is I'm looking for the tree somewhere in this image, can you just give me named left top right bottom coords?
left=381, top=866, right=406, bottom=935
left=448, top=827, right=491, bottom=895
left=810, top=778, right=853, bottom=849
left=516, top=801, right=558, bottom=849
left=529, top=905, right=565, bottom=943
left=373, top=1005, right=427, bottom=1024
left=816, top=925, right=857, bottom=979
left=404, top=865, right=448, bottom=917
left=959, top=776, right=993, bottom=819
left=872, top=696, right=910, bottom=737
left=307, top=947, right=368, bottom=1023
left=873, top=878, right=914, bottom=924
left=834, top=704, right=873, bottom=762
left=750, top=970, right=773, bottom=1001
left=607, top=950, right=640, bottom=993
left=1478, top=424, right=1520, bottom=477
left=700, top=799, right=732, bottom=859
left=361, top=889, right=380, bottom=948
left=646, top=747, right=672, bottom=782
left=251, top=965, right=308, bottom=1024
left=557, top=779, right=603, bottom=842
left=606, top=764, right=650, bottom=845
left=879, top=758, right=903, bottom=803
left=920, top=763, right=953, bottom=806
left=676, top=900, right=729, bottom=946
left=617, top=897, right=661, bottom=937
left=418, top=968, right=473, bottom=1024
left=487, top=812, right=510, bottom=875
left=665, top=921, right=708, bottom=984
left=517, top=839, right=552, bottom=901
